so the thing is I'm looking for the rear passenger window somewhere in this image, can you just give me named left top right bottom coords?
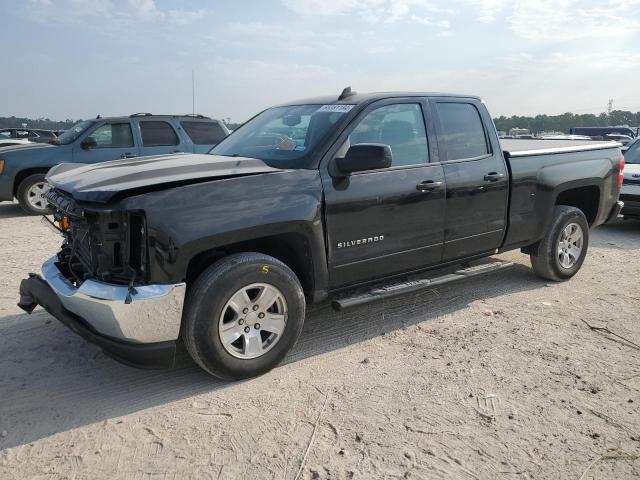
left=181, top=121, right=227, bottom=145
left=140, top=121, right=179, bottom=147
left=436, top=103, right=489, bottom=160
left=348, top=103, right=429, bottom=167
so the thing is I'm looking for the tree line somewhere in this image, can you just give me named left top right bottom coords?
left=493, top=110, right=640, bottom=134
left=3, top=110, right=640, bottom=135
left=0, top=116, right=78, bottom=130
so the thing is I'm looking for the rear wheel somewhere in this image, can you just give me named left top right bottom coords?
left=530, top=206, right=589, bottom=281
left=16, top=173, right=53, bottom=215
left=182, top=252, right=306, bottom=380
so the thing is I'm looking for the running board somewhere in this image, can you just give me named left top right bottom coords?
left=331, top=260, right=513, bottom=311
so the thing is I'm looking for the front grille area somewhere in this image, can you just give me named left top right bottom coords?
left=46, top=189, right=147, bottom=286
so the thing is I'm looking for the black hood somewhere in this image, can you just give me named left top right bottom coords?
left=46, top=153, right=284, bottom=203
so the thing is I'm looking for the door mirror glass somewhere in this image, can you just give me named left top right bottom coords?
left=335, top=144, right=392, bottom=174
left=81, top=137, right=98, bottom=150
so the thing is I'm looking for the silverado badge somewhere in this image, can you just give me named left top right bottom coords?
left=337, top=236, right=384, bottom=249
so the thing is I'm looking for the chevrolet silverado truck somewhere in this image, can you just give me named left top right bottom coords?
left=18, top=90, right=624, bottom=380
left=0, top=114, right=229, bottom=215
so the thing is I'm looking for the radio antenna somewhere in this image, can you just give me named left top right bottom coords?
left=192, top=69, right=195, bottom=115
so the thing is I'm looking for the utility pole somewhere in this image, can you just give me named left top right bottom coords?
left=607, top=98, right=613, bottom=116
left=192, top=69, right=195, bottom=115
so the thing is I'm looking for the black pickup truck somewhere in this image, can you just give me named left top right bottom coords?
left=19, top=90, right=624, bottom=380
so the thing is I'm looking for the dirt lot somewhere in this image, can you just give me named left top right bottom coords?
left=0, top=201, right=638, bottom=480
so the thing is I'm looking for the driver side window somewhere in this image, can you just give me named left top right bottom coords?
left=346, top=103, right=429, bottom=167
left=89, top=123, right=134, bottom=148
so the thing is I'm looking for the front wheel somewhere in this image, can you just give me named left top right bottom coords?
left=182, top=252, right=306, bottom=380
left=16, top=173, right=53, bottom=215
left=530, top=206, right=589, bottom=281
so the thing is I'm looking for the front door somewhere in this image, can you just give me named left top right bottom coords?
left=322, top=100, right=446, bottom=288
left=433, top=100, right=509, bottom=261
left=73, top=121, right=140, bottom=163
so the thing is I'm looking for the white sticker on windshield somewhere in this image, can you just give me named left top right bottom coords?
left=317, top=104, right=355, bottom=113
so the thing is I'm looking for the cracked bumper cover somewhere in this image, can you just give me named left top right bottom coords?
left=18, top=256, right=186, bottom=369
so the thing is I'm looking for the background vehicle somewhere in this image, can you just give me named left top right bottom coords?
left=570, top=126, right=636, bottom=139
left=0, top=113, right=230, bottom=214
left=0, top=128, right=57, bottom=144
left=0, top=138, right=34, bottom=148
left=620, top=138, right=640, bottom=219
left=537, top=134, right=592, bottom=140
left=508, top=127, right=532, bottom=138
left=603, top=133, right=633, bottom=145
left=19, top=91, right=623, bottom=381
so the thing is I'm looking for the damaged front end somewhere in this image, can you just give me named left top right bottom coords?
left=18, top=188, right=186, bottom=369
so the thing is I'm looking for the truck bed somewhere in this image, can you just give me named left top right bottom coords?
left=501, top=139, right=621, bottom=157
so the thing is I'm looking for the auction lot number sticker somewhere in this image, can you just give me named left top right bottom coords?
left=317, top=105, right=355, bottom=113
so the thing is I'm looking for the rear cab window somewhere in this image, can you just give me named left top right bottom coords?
left=140, top=121, right=179, bottom=147
left=181, top=121, right=227, bottom=145
left=435, top=103, right=489, bottom=161
left=626, top=141, right=640, bottom=164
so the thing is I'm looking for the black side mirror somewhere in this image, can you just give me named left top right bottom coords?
left=81, top=137, right=98, bottom=150
left=335, top=143, right=392, bottom=174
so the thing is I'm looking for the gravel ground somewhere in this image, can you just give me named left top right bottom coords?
left=0, top=201, right=638, bottom=480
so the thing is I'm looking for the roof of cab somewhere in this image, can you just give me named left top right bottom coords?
left=88, top=114, right=216, bottom=122
left=276, top=91, right=482, bottom=107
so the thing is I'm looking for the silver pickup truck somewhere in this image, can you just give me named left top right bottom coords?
left=621, top=138, right=640, bottom=218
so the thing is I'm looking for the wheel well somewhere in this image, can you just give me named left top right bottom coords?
left=186, top=233, right=316, bottom=298
left=13, top=168, right=50, bottom=197
left=555, top=186, right=600, bottom=225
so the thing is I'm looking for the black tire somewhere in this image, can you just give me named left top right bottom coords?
left=16, top=173, right=53, bottom=215
left=530, top=206, right=589, bottom=282
left=182, top=252, right=306, bottom=380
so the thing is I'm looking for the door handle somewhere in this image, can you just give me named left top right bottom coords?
left=416, top=180, right=443, bottom=192
left=120, top=153, right=137, bottom=159
left=484, top=172, right=505, bottom=182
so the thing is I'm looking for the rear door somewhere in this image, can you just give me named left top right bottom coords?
left=180, top=119, right=229, bottom=153
left=433, top=99, right=508, bottom=261
left=72, top=121, right=140, bottom=163
left=322, top=99, right=446, bottom=288
left=134, top=119, right=187, bottom=156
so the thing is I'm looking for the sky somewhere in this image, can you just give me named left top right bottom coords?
left=2, top=0, right=640, bottom=122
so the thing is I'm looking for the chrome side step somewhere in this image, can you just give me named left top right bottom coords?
left=331, top=260, right=513, bottom=311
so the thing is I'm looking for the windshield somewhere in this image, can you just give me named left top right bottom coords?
left=625, top=139, right=640, bottom=164
left=210, top=104, right=354, bottom=168
left=54, top=120, right=94, bottom=145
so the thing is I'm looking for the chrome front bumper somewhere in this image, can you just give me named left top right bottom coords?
left=40, top=256, right=186, bottom=343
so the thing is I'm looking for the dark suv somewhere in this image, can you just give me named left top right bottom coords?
left=0, top=114, right=230, bottom=214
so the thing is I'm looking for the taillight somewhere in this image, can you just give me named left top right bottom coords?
left=618, top=155, right=625, bottom=188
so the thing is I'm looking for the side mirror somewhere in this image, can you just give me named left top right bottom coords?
left=81, top=137, right=98, bottom=150
left=335, top=144, right=392, bottom=174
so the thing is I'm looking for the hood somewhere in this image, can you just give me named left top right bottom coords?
left=0, top=143, right=57, bottom=154
left=46, top=153, right=285, bottom=203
